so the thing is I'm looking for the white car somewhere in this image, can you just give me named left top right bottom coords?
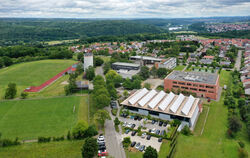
left=127, top=123, right=132, bottom=128
left=122, top=122, right=127, bottom=127
left=98, top=136, right=105, bottom=142
left=151, top=128, right=156, bottom=134
left=141, top=132, right=147, bottom=138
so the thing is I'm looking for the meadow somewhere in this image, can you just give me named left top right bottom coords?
left=0, top=60, right=76, bottom=99
left=0, top=96, right=86, bottom=140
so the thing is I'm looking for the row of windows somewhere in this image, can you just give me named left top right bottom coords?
left=172, top=81, right=215, bottom=89
left=172, top=85, right=214, bottom=93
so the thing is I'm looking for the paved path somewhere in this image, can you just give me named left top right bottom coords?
left=235, top=50, right=242, bottom=71
left=95, top=66, right=104, bottom=77
left=182, top=65, right=188, bottom=72
left=105, top=107, right=126, bottom=158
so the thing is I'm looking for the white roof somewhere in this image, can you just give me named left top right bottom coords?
left=158, top=92, right=175, bottom=111
left=138, top=90, right=157, bottom=107
left=170, top=93, right=185, bottom=113
left=181, top=95, right=195, bottom=115
left=128, top=88, right=148, bottom=105
left=148, top=91, right=166, bottom=109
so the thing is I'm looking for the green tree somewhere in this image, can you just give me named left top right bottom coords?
left=81, top=137, right=98, bottom=158
left=72, top=121, right=88, bottom=139
left=139, top=66, right=150, bottom=80
left=157, top=68, right=168, bottom=78
left=238, top=98, right=246, bottom=108
left=0, top=57, right=4, bottom=68
left=85, top=66, right=95, bottom=81
left=84, top=125, right=98, bottom=138
left=123, top=90, right=129, bottom=97
left=20, top=92, right=28, bottom=99
left=94, top=110, right=111, bottom=128
left=76, top=63, right=83, bottom=75
left=105, top=70, right=122, bottom=87
left=122, top=137, right=131, bottom=148
left=107, top=83, right=117, bottom=99
left=150, top=66, right=157, bottom=78
left=77, top=53, right=83, bottom=61
left=144, top=83, right=151, bottom=90
left=5, top=83, right=17, bottom=99
left=181, top=125, right=192, bottom=136
left=229, top=116, right=242, bottom=133
left=143, top=146, right=158, bottom=158
left=94, top=57, right=104, bottom=66
left=114, top=117, right=120, bottom=126
left=93, top=75, right=105, bottom=86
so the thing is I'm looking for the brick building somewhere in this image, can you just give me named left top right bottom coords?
left=164, top=71, right=219, bottom=100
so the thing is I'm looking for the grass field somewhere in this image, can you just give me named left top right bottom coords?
left=45, top=39, right=79, bottom=45
left=0, top=140, right=84, bottom=158
left=174, top=65, right=186, bottom=71
left=174, top=70, right=250, bottom=158
left=0, top=96, right=89, bottom=140
left=0, top=60, right=76, bottom=99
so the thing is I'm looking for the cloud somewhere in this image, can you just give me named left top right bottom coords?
left=0, top=0, right=249, bottom=18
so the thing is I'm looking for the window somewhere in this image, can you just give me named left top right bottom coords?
left=193, top=84, right=198, bottom=87
left=173, top=81, right=177, bottom=84
left=190, top=88, right=197, bottom=91
left=173, top=85, right=179, bottom=88
left=178, top=82, right=185, bottom=85
left=208, top=91, right=214, bottom=93
left=206, top=85, right=214, bottom=89
left=181, top=86, right=189, bottom=89
left=187, top=83, right=192, bottom=86
left=199, top=85, right=204, bottom=88
left=199, top=89, right=207, bottom=92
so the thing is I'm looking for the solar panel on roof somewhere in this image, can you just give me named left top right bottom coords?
left=128, top=88, right=148, bottom=105
left=181, top=95, right=195, bottom=115
left=148, top=91, right=166, bottom=109
left=170, top=93, right=185, bottom=113
left=138, top=90, right=157, bottom=107
left=158, top=92, right=175, bottom=111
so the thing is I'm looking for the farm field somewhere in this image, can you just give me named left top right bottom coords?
left=0, top=96, right=89, bottom=140
left=0, top=60, right=76, bottom=99
left=175, top=70, right=250, bottom=158
left=0, top=140, right=84, bottom=158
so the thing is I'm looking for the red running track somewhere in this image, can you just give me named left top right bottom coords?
left=24, top=65, right=76, bottom=92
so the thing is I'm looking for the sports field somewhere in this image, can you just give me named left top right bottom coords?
left=0, top=60, right=76, bottom=99
left=0, top=96, right=88, bottom=140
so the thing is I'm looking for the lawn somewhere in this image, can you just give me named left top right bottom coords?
left=125, top=149, right=143, bottom=158
left=0, top=140, right=84, bottom=158
left=174, top=65, right=186, bottom=71
left=158, top=140, right=171, bottom=158
left=0, top=60, right=76, bottom=99
left=174, top=70, right=250, bottom=158
left=0, top=96, right=89, bottom=140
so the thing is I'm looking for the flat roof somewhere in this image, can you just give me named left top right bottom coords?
left=130, top=56, right=162, bottom=62
left=121, top=89, right=200, bottom=118
left=112, top=62, right=140, bottom=67
left=165, top=71, right=218, bottom=85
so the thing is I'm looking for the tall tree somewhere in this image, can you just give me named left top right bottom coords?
left=81, top=137, right=98, bottom=158
left=85, top=66, right=95, bottom=81
left=5, top=83, right=17, bottom=99
left=143, top=146, right=158, bottom=158
left=94, top=110, right=111, bottom=128
left=139, top=66, right=150, bottom=80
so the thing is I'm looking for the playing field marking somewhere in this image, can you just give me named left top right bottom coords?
left=200, top=106, right=210, bottom=136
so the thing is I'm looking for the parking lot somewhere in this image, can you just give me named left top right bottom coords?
left=121, top=133, right=162, bottom=152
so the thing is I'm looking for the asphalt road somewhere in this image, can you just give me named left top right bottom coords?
left=105, top=115, right=126, bottom=158
left=235, top=50, right=242, bottom=71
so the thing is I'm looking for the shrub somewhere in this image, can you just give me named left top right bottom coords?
left=52, top=136, right=64, bottom=141
left=122, top=137, right=131, bottom=148
left=67, top=131, right=71, bottom=140
left=111, top=109, right=118, bottom=116
left=38, top=136, right=51, bottom=143
left=72, top=121, right=88, bottom=139
left=181, top=125, right=192, bottom=136
left=0, top=137, right=21, bottom=147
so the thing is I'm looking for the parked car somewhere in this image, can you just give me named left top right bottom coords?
left=139, top=145, right=146, bottom=152
left=163, top=122, right=167, bottom=127
left=148, top=129, right=152, bottom=133
left=131, top=141, right=136, bottom=147
left=151, top=120, right=156, bottom=124
left=98, top=145, right=106, bottom=150
left=98, top=142, right=105, bottom=146
left=110, top=101, right=117, bottom=109
left=131, top=124, right=136, bottom=129
left=146, top=135, right=151, bottom=140
left=135, top=142, right=141, bottom=149
left=159, top=121, right=163, bottom=126
left=130, top=116, right=134, bottom=119
left=141, top=132, right=147, bottom=138
left=121, top=113, right=128, bottom=118
left=151, top=128, right=156, bottom=134
left=131, top=131, right=137, bottom=136
left=156, top=129, right=160, bottom=135
left=138, top=116, right=142, bottom=121
left=134, top=116, right=138, bottom=120
left=158, top=137, right=163, bottom=142
left=160, top=130, right=165, bottom=136
left=122, top=122, right=127, bottom=127
left=98, top=135, right=105, bottom=141
left=125, top=129, right=130, bottom=134
left=127, top=123, right=132, bottom=128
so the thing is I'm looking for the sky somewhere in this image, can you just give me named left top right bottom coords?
left=0, top=0, right=249, bottom=18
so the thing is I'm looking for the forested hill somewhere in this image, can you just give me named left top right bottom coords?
left=0, top=19, right=164, bottom=45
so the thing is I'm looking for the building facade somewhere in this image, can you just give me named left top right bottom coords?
left=84, top=53, right=93, bottom=70
left=155, top=57, right=177, bottom=69
left=164, top=71, right=219, bottom=100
